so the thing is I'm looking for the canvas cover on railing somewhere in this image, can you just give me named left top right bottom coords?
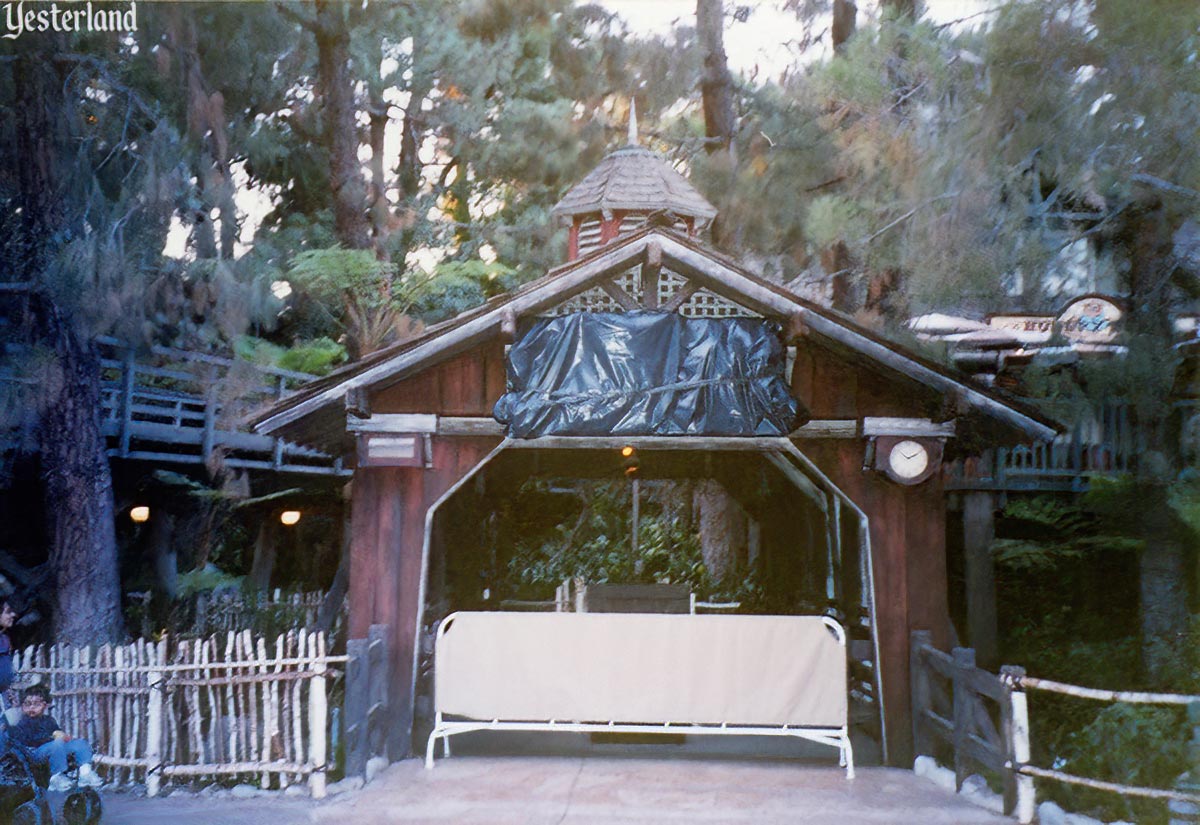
left=493, top=311, right=807, bottom=437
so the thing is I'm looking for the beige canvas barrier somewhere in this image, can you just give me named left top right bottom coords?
left=426, top=611, right=854, bottom=777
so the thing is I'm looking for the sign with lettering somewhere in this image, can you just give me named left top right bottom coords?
left=987, top=315, right=1054, bottom=343
left=1057, top=296, right=1122, bottom=344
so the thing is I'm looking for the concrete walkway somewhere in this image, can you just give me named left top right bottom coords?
left=101, top=756, right=1014, bottom=825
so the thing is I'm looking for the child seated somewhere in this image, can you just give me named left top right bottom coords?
left=10, top=685, right=102, bottom=791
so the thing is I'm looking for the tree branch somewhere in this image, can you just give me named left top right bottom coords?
left=1132, top=173, right=1200, bottom=200
left=274, top=1, right=319, bottom=33
left=860, top=192, right=961, bottom=245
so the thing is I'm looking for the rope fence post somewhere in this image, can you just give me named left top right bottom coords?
left=999, top=664, right=1024, bottom=816
left=1172, top=701, right=1200, bottom=825
left=1004, top=669, right=1036, bottom=824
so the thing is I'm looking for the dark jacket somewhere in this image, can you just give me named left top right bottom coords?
left=0, top=632, right=11, bottom=691
left=9, top=714, right=60, bottom=749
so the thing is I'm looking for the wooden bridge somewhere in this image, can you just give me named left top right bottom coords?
left=95, top=337, right=348, bottom=476
left=1, top=336, right=347, bottom=477
left=947, top=401, right=1196, bottom=493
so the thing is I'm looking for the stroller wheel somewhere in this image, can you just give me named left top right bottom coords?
left=63, top=787, right=102, bottom=825
left=12, top=798, right=51, bottom=825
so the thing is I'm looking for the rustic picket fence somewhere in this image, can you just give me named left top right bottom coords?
left=911, top=630, right=1200, bottom=823
left=10, top=629, right=346, bottom=799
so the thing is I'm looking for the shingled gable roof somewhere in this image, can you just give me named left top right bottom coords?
left=551, top=145, right=718, bottom=224
left=250, top=224, right=1058, bottom=443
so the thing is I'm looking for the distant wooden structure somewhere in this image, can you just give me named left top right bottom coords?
left=253, top=138, right=1057, bottom=768
left=95, top=336, right=347, bottom=477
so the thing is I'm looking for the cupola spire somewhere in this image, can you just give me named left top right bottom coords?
left=628, top=97, right=638, bottom=146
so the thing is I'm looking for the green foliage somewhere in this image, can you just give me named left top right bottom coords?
left=278, top=338, right=347, bottom=375
left=287, top=248, right=397, bottom=307
left=409, top=259, right=518, bottom=323
left=176, top=564, right=243, bottom=598
left=501, top=480, right=714, bottom=598
left=995, top=487, right=1199, bottom=824
left=1044, top=702, right=1189, bottom=824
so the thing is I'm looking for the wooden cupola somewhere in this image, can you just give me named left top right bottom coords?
left=551, top=104, right=717, bottom=260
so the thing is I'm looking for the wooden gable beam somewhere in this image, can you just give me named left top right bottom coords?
left=643, top=241, right=663, bottom=309
left=654, top=235, right=1058, bottom=441
left=599, top=279, right=639, bottom=311
left=255, top=238, right=653, bottom=435
left=662, top=279, right=701, bottom=312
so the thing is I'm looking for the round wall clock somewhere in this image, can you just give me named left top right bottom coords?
left=873, top=436, right=943, bottom=485
left=888, top=439, right=929, bottom=481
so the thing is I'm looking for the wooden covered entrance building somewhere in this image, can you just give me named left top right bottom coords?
left=252, top=139, right=1057, bottom=767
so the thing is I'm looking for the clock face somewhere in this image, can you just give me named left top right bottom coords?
left=888, top=439, right=929, bottom=480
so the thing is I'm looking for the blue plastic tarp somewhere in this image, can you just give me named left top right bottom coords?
left=493, top=311, right=807, bottom=437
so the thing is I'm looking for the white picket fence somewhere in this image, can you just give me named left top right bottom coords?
left=10, top=630, right=346, bottom=798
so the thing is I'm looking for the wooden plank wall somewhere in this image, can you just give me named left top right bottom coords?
left=349, top=344, right=505, bottom=756
left=792, top=342, right=952, bottom=767
left=350, top=337, right=955, bottom=766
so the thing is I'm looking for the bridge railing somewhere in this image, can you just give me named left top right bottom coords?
left=94, top=337, right=347, bottom=475
left=948, top=400, right=1197, bottom=492
left=910, top=631, right=1200, bottom=823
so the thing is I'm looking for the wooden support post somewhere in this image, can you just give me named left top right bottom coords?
left=643, top=242, right=662, bottom=309
left=120, top=348, right=136, bottom=456
left=202, top=398, right=216, bottom=465
left=344, top=637, right=369, bottom=778
left=367, top=624, right=390, bottom=760
left=146, top=640, right=165, bottom=797
left=963, top=492, right=998, bottom=668
left=952, top=647, right=975, bottom=791
left=631, top=477, right=640, bottom=568
left=910, top=630, right=933, bottom=760
left=1171, top=701, right=1200, bottom=824
left=308, top=632, right=328, bottom=799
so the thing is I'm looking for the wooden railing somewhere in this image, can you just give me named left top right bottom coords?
left=910, top=631, right=1200, bottom=823
left=910, top=631, right=1017, bottom=807
left=948, top=401, right=1197, bottom=492
left=94, top=337, right=347, bottom=476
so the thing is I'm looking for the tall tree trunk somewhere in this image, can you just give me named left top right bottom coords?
left=15, top=37, right=125, bottom=645
left=315, top=0, right=370, bottom=250
left=832, top=0, right=857, bottom=54
left=697, top=0, right=735, bottom=157
left=146, top=511, right=178, bottom=600
left=1122, top=200, right=1188, bottom=678
left=316, top=513, right=352, bottom=634
left=249, top=520, right=278, bottom=591
left=35, top=303, right=125, bottom=644
left=692, top=480, right=747, bottom=582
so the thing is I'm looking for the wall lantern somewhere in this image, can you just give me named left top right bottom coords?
left=280, top=510, right=301, bottom=527
left=358, top=433, right=427, bottom=468
left=621, top=445, right=639, bottom=478
left=130, top=506, right=150, bottom=524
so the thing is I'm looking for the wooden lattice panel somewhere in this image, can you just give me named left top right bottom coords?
left=543, top=266, right=757, bottom=318
left=676, top=287, right=755, bottom=318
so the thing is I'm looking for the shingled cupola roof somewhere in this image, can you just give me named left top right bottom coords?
left=550, top=144, right=718, bottom=226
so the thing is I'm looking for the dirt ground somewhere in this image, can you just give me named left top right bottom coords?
left=99, top=755, right=1013, bottom=825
